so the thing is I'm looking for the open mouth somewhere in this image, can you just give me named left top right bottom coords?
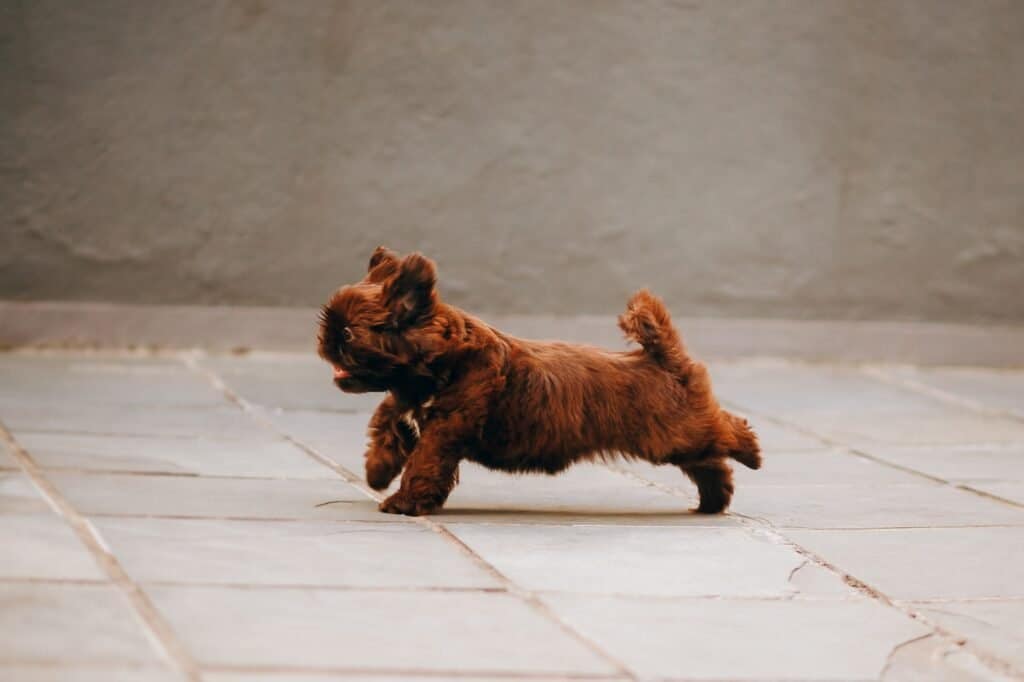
left=332, top=366, right=375, bottom=394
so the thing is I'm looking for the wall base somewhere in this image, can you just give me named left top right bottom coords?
left=1, top=301, right=1021, bottom=367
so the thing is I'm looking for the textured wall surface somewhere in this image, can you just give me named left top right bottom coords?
left=2, top=0, right=1023, bottom=322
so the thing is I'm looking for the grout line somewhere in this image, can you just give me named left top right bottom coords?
left=138, top=582, right=509, bottom=593
left=600, top=464, right=701, bottom=512
left=772, top=523, right=1024, bottom=530
left=718, top=399, right=947, bottom=484
left=900, top=596, right=1024, bottom=604
left=5, top=427, right=272, bottom=441
left=655, top=675, right=872, bottom=679
left=200, top=663, right=626, bottom=679
left=0, top=423, right=201, bottom=682
left=861, top=365, right=1024, bottom=423
left=181, top=355, right=375, bottom=488
left=955, top=483, right=1024, bottom=509
left=0, top=576, right=109, bottom=586
left=238, top=405, right=369, bottom=416
left=854, top=367, right=1024, bottom=511
left=28, top=466, right=341, bottom=482
left=604, top=462, right=1024, bottom=525
left=719, top=399, right=1024, bottom=512
left=85, top=512, right=408, bottom=523
left=182, top=351, right=639, bottom=681
left=0, top=660, right=171, bottom=671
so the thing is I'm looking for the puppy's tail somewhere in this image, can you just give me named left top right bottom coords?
left=618, top=289, right=691, bottom=376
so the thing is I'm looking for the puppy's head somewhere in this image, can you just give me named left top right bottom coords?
left=317, top=246, right=440, bottom=394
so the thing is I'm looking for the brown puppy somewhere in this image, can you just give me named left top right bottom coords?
left=318, top=247, right=761, bottom=516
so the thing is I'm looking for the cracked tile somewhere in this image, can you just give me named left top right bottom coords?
left=880, top=632, right=1006, bottom=681
left=786, top=560, right=856, bottom=596
left=542, top=594, right=928, bottom=680
left=912, top=600, right=1024, bottom=671
left=788, top=527, right=1024, bottom=599
left=450, top=524, right=840, bottom=597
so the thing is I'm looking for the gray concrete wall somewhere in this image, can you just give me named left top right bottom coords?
left=2, top=0, right=1023, bottom=322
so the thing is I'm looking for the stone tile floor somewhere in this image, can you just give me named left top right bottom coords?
left=1, top=350, right=1022, bottom=681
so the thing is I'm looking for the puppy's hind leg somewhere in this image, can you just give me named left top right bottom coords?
left=680, top=457, right=734, bottom=514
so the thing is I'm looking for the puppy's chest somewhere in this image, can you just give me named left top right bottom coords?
left=398, top=396, right=435, bottom=439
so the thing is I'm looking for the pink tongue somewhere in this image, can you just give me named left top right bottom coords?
left=333, top=367, right=350, bottom=380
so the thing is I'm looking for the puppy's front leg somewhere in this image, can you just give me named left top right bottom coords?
left=364, top=395, right=418, bottom=490
left=378, top=362, right=500, bottom=516
left=379, top=430, right=460, bottom=516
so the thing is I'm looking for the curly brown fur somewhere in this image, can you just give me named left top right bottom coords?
left=317, top=246, right=761, bottom=516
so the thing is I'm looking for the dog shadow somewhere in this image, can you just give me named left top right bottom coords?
left=427, top=506, right=724, bottom=521
left=315, top=499, right=730, bottom=521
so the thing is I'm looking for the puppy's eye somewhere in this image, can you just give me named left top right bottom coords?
left=342, top=326, right=355, bottom=343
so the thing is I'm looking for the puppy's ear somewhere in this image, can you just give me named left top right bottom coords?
left=366, top=246, right=400, bottom=283
left=383, top=253, right=437, bottom=326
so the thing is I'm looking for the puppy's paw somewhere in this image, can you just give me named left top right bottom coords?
left=365, top=455, right=400, bottom=491
left=379, top=491, right=437, bottom=516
